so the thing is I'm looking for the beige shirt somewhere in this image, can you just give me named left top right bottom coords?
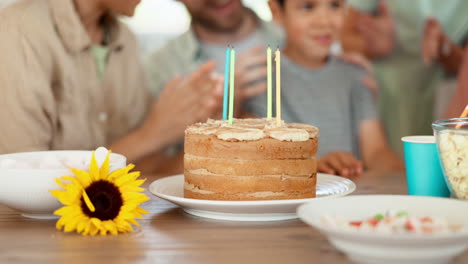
left=0, top=0, right=151, bottom=154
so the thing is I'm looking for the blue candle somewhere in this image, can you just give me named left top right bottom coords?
left=229, top=49, right=236, bottom=125
left=222, top=47, right=231, bottom=120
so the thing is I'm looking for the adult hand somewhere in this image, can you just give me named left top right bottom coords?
left=422, top=18, right=464, bottom=74
left=143, top=61, right=223, bottom=147
left=422, top=18, right=446, bottom=65
left=340, top=52, right=373, bottom=73
left=357, top=1, right=395, bottom=58
left=340, top=52, right=379, bottom=96
left=317, top=151, right=364, bottom=178
left=234, top=46, right=268, bottom=115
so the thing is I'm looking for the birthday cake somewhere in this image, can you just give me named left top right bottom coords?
left=184, top=118, right=319, bottom=201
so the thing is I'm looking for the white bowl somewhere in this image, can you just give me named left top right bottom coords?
left=0, top=151, right=126, bottom=219
left=297, top=195, right=468, bottom=264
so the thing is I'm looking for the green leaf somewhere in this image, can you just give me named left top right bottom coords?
left=397, top=211, right=408, bottom=217
left=374, top=213, right=384, bottom=220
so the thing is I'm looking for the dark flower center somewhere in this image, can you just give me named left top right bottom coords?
left=81, top=180, right=123, bottom=221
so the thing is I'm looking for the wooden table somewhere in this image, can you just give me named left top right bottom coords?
left=1, top=171, right=467, bottom=264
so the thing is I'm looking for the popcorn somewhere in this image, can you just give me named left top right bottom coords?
left=437, top=132, right=468, bottom=200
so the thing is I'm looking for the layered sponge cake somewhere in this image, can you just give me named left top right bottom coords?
left=184, top=118, right=319, bottom=201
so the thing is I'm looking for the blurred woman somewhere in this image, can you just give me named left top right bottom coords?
left=0, top=0, right=221, bottom=163
left=340, top=0, right=468, bottom=154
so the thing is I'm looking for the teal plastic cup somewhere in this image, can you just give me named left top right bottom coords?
left=401, top=136, right=450, bottom=197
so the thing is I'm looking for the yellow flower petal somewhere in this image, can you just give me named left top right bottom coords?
left=120, top=186, right=145, bottom=193
left=91, top=218, right=102, bottom=229
left=119, top=179, right=146, bottom=190
left=108, top=164, right=135, bottom=181
left=70, top=168, right=92, bottom=188
left=54, top=178, right=67, bottom=189
left=50, top=190, right=64, bottom=199
left=105, top=222, right=118, bottom=235
left=82, top=189, right=96, bottom=212
left=51, top=190, right=79, bottom=206
left=100, top=151, right=111, bottom=180
left=136, top=207, right=149, bottom=214
left=56, top=217, right=65, bottom=230
left=87, top=221, right=99, bottom=236
left=61, top=176, right=84, bottom=188
left=89, top=152, right=100, bottom=181
left=115, top=171, right=141, bottom=187
left=77, top=218, right=89, bottom=233
left=54, top=205, right=80, bottom=217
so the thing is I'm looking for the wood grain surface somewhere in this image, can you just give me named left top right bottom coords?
left=0, top=171, right=466, bottom=264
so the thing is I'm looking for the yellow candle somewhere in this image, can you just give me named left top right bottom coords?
left=229, top=49, right=236, bottom=125
left=267, top=46, right=272, bottom=119
left=275, top=48, right=281, bottom=125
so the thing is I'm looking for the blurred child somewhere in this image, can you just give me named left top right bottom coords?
left=246, top=0, right=403, bottom=177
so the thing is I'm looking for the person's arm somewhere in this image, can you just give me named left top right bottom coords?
left=359, top=120, right=404, bottom=171
left=0, top=26, right=55, bottom=154
left=107, top=113, right=172, bottom=164
left=438, top=40, right=464, bottom=75
left=339, top=52, right=379, bottom=97
left=443, top=48, right=468, bottom=118
left=350, top=64, right=404, bottom=172
left=109, top=61, right=223, bottom=163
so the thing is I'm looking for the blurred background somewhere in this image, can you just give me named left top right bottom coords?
left=123, top=0, right=272, bottom=54
left=0, top=0, right=271, bottom=55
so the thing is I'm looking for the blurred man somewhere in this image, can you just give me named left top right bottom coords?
left=146, top=0, right=282, bottom=112
left=142, top=0, right=283, bottom=174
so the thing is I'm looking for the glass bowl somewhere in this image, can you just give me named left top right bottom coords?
left=432, top=117, right=468, bottom=200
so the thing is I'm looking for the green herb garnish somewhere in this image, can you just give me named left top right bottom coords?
left=396, top=211, right=408, bottom=217
left=374, top=214, right=384, bottom=220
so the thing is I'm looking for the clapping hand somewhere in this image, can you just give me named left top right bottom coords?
left=144, top=61, right=223, bottom=146
left=422, top=18, right=446, bottom=65
left=357, top=1, right=395, bottom=58
left=233, top=46, right=269, bottom=115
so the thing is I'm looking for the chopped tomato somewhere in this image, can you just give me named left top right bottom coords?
left=406, top=220, right=415, bottom=231
left=367, top=218, right=379, bottom=227
left=421, top=226, right=433, bottom=233
left=349, top=221, right=362, bottom=227
left=420, top=217, right=433, bottom=223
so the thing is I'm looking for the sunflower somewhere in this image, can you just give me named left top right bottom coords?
left=50, top=151, right=149, bottom=236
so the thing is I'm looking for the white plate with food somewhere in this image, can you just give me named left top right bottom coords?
left=297, top=195, right=468, bottom=264
left=149, top=173, right=355, bottom=221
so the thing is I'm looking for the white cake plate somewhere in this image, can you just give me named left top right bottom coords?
left=149, top=173, right=356, bottom=221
